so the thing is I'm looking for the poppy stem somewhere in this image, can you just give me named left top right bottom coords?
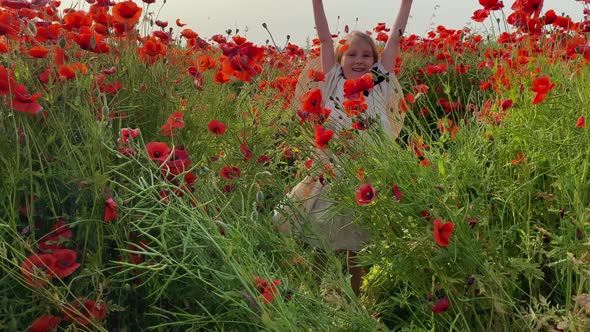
left=262, top=22, right=281, bottom=52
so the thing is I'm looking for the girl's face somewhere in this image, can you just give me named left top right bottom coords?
left=340, top=39, right=375, bottom=79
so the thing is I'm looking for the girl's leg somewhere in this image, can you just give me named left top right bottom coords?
left=347, top=250, right=363, bottom=296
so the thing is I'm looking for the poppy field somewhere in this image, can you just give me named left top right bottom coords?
left=1, top=0, right=590, bottom=331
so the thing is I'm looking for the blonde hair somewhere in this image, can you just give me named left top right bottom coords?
left=334, top=31, right=379, bottom=65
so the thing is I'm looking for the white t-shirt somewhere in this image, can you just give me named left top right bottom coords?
left=319, top=62, right=401, bottom=138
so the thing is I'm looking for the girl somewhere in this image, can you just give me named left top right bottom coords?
left=312, top=0, right=413, bottom=295
left=274, top=0, right=413, bottom=295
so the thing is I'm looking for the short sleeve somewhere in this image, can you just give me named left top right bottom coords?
left=319, top=64, right=343, bottom=104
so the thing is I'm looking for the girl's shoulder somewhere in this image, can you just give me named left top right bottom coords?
left=325, top=63, right=344, bottom=80
left=321, top=64, right=345, bottom=93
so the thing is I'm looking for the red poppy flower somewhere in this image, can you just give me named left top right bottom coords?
left=112, top=1, right=142, bottom=26
left=343, top=95, right=368, bottom=117
left=10, top=83, right=43, bottom=114
left=58, top=63, right=89, bottom=80
left=479, top=0, right=503, bottom=10
left=432, top=297, right=450, bottom=314
left=512, top=0, right=544, bottom=18
left=99, top=81, right=122, bottom=94
left=260, top=281, right=281, bottom=304
left=160, top=111, right=185, bottom=137
left=39, top=219, right=73, bottom=252
left=155, top=19, right=168, bottom=28
left=254, top=275, right=268, bottom=292
left=314, top=124, right=333, bottom=149
left=208, top=119, right=228, bottom=135
left=530, top=76, right=555, bottom=105
left=511, top=152, right=526, bottom=165
left=301, top=88, right=324, bottom=113
left=392, top=184, right=403, bottom=201
left=433, top=219, right=454, bottom=247
left=425, top=63, right=447, bottom=74
left=343, top=73, right=374, bottom=99
left=63, top=10, right=93, bottom=30
left=257, top=155, right=270, bottom=164
left=352, top=119, right=369, bottom=130
left=240, top=142, right=252, bottom=161
left=543, top=9, right=557, bottom=25
left=27, top=46, right=49, bottom=58
left=219, top=165, right=241, bottom=180
left=176, top=18, right=187, bottom=27
left=27, top=314, right=61, bottom=332
left=213, top=70, right=231, bottom=84
left=62, top=298, right=107, bottom=326
left=161, top=158, right=192, bottom=181
left=356, top=183, right=376, bottom=205
left=20, top=254, right=57, bottom=287
left=500, top=99, right=513, bottom=110
left=1, top=0, right=35, bottom=9
left=420, top=210, right=432, bottom=221
left=118, top=128, right=140, bottom=144
left=90, top=0, right=115, bottom=7
left=413, top=84, right=429, bottom=94
left=577, top=116, right=586, bottom=128
left=138, top=36, right=166, bottom=63
left=146, top=142, right=171, bottom=163
left=181, top=28, right=198, bottom=39
left=0, top=66, right=15, bottom=96
left=104, top=196, right=118, bottom=223
left=0, top=40, right=9, bottom=54
left=51, top=249, right=80, bottom=278
left=308, top=69, right=325, bottom=82
left=211, top=34, right=227, bottom=44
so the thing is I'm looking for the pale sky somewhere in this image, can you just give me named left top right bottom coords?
left=61, top=1, right=587, bottom=47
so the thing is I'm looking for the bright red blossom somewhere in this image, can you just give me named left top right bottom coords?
left=433, top=219, right=454, bottom=247
left=112, top=1, right=142, bottom=26
left=219, top=165, right=241, bottom=180
left=472, top=9, right=490, bottom=22
left=27, top=314, right=62, bottom=332
left=104, top=196, right=118, bottom=222
left=38, top=219, right=73, bottom=252
left=479, top=0, right=504, bottom=10
left=208, top=119, right=228, bottom=135
left=160, top=111, right=185, bottom=137
left=62, top=298, right=107, bottom=326
left=356, top=183, right=376, bottom=205
left=530, top=76, right=555, bottom=105
left=20, top=254, right=57, bottom=287
left=51, top=249, right=81, bottom=278
left=240, top=142, right=252, bottom=160
left=343, top=73, right=374, bottom=99
left=314, top=124, right=334, bottom=149
left=146, top=142, right=171, bottom=163
left=10, top=83, right=43, bottom=114
left=392, top=184, right=403, bottom=201
left=432, top=297, right=450, bottom=314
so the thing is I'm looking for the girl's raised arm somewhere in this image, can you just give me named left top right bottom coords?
left=312, top=0, right=336, bottom=73
left=381, top=0, right=413, bottom=73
